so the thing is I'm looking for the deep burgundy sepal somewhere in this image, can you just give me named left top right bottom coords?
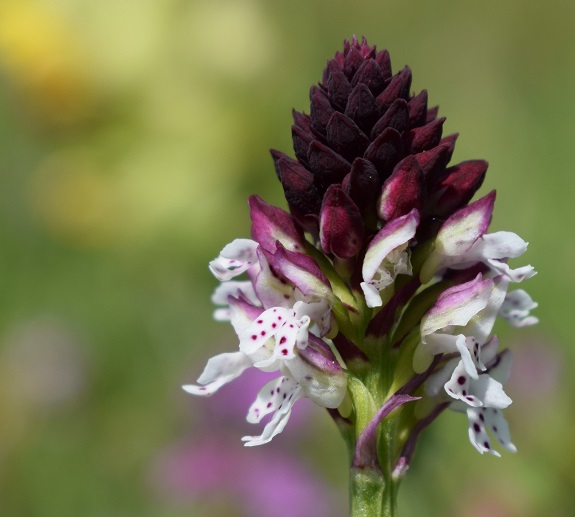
left=375, top=67, right=411, bottom=111
left=414, top=133, right=458, bottom=183
left=351, top=58, right=387, bottom=95
left=326, top=112, right=370, bottom=162
left=378, top=156, right=426, bottom=222
left=407, top=90, right=428, bottom=127
left=363, top=127, right=404, bottom=181
left=320, top=184, right=364, bottom=258
left=249, top=195, right=305, bottom=253
left=404, top=117, right=445, bottom=154
left=276, top=155, right=322, bottom=216
left=325, top=60, right=352, bottom=110
left=344, top=83, right=378, bottom=132
left=342, top=158, right=379, bottom=210
left=307, top=140, right=352, bottom=187
left=310, top=85, right=334, bottom=135
left=429, top=159, right=488, bottom=218
left=371, top=98, right=409, bottom=139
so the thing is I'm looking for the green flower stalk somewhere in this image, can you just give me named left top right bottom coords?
left=184, top=37, right=537, bottom=516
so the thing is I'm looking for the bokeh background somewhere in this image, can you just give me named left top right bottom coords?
left=0, top=1, right=573, bottom=516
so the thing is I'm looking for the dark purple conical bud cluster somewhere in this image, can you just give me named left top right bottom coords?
left=272, top=37, right=487, bottom=257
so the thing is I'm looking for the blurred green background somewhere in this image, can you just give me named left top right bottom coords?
left=0, top=1, right=573, bottom=516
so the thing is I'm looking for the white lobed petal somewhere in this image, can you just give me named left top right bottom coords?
left=361, top=281, right=384, bottom=308
left=238, top=307, right=293, bottom=355
left=242, top=384, right=303, bottom=446
left=211, top=280, right=260, bottom=307
left=182, top=351, right=252, bottom=396
left=209, top=239, right=259, bottom=281
left=466, top=407, right=501, bottom=457
left=499, top=289, right=539, bottom=327
left=246, top=376, right=299, bottom=424
left=486, top=260, right=537, bottom=283
left=473, top=231, right=528, bottom=260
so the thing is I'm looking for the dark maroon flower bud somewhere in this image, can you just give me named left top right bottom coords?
left=326, top=62, right=353, bottom=111
left=270, top=149, right=291, bottom=180
left=371, top=98, right=409, bottom=139
left=363, top=127, right=404, bottom=180
left=378, top=156, right=426, bottom=221
left=292, top=124, right=313, bottom=165
left=414, top=134, right=458, bottom=182
left=404, top=117, right=445, bottom=154
left=307, top=140, right=351, bottom=187
left=426, top=105, right=439, bottom=122
left=320, top=184, right=364, bottom=258
left=326, top=112, right=370, bottom=162
left=276, top=155, right=322, bottom=216
left=310, top=86, right=335, bottom=135
left=375, top=49, right=392, bottom=81
left=345, top=83, right=378, bottom=132
left=342, top=158, right=379, bottom=210
left=351, top=59, right=387, bottom=95
left=344, top=47, right=364, bottom=78
left=428, top=160, right=488, bottom=217
left=376, top=67, right=412, bottom=111
left=407, top=90, right=428, bottom=127
left=269, top=37, right=496, bottom=227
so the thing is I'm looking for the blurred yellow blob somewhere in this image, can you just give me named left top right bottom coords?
left=29, top=150, right=122, bottom=248
left=0, top=0, right=95, bottom=127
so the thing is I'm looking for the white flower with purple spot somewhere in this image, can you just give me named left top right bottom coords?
left=183, top=294, right=345, bottom=446
left=425, top=336, right=516, bottom=456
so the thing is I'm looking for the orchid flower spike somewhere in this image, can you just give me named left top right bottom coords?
left=183, top=37, right=539, bottom=515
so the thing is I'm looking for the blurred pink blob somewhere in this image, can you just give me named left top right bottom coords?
left=506, top=335, right=562, bottom=401
left=150, top=438, right=342, bottom=517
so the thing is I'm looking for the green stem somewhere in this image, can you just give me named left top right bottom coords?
left=349, top=466, right=398, bottom=517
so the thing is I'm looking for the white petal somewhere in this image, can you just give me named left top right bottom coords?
left=487, top=260, right=537, bottom=283
left=470, top=374, right=512, bottom=409
left=424, top=358, right=459, bottom=397
left=444, top=360, right=482, bottom=406
left=246, top=376, right=299, bottom=424
left=238, top=307, right=292, bottom=355
left=211, top=281, right=260, bottom=307
left=361, top=281, right=383, bottom=308
left=466, top=407, right=501, bottom=457
left=209, top=239, right=259, bottom=281
left=483, top=407, right=517, bottom=453
left=253, top=316, right=310, bottom=368
left=455, top=335, right=480, bottom=379
left=474, top=231, right=528, bottom=260
left=182, top=351, right=252, bottom=396
left=499, top=289, right=539, bottom=327
left=465, top=275, right=509, bottom=346
left=242, top=384, right=303, bottom=446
